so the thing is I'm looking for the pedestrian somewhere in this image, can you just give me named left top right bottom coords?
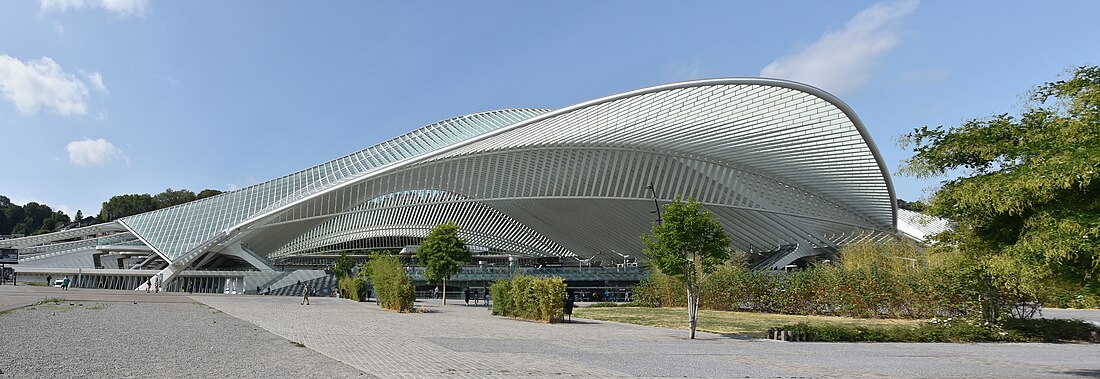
left=301, top=284, right=310, bottom=305
left=46, top=275, right=52, bottom=286
left=463, top=287, right=471, bottom=305
left=146, top=279, right=152, bottom=293
left=62, top=275, right=70, bottom=291
left=188, top=282, right=194, bottom=294
left=432, top=286, right=439, bottom=299
left=155, top=276, right=161, bottom=293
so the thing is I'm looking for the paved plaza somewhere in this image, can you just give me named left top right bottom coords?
left=2, top=285, right=1099, bottom=378
left=193, top=295, right=1100, bottom=378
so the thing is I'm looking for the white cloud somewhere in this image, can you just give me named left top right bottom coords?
left=83, top=71, right=108, bottom=95
left=668, top=57, right=706, bottom=81
left=0, top=55, right=92, bottom=116
left=760, top=0, right=918, bottom=96
left=66, top=138, right=125, bottom=167
left=40, top=0, right=149, bottom=18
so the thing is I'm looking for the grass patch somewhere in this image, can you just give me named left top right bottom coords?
left=575, top=307, right=1099, bottom=342
left=573, top=306, right=918, bottom=337
left=586, top=302, right=625, bottom=308
left=289, top=340, right=306, bottom=348
left=87, top=304, right=107, bottom=311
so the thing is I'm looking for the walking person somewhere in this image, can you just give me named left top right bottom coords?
left=301, top=284, right=310, bottom=305
left=463, top=287, right=471, bottom=306
left=146, top=279, right=152, bottom=293
left=62, top=275, right=70, bottom=291
left=46, top=275, right=52, bottom=286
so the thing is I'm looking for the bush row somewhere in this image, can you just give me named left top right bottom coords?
left=635, top=240, right=985, bottom=319
left=490, top=275, right=566, bottom=323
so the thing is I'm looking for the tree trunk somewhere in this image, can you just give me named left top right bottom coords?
left=442, top=278, right=447, bottom=305
left=687, top=282, right=697, bottom=339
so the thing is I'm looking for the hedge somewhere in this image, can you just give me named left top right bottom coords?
left=777, top=318, right=1100, bottom=342
left=636, top=240, right=982, bottom=319
left=490, top=275, right=566, bottom=323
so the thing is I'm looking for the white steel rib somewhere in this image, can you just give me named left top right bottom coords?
left=98, top=77, right=895, bottom=287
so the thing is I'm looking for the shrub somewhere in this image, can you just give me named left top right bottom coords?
left=490, top=275, right=565, bottom=323
left=1046, top=282, right=1100, bottom=309
left=635, top=239, right=1010, bottom=320
left=634, top=271, right=686, bottom=308
left=367, top=254, right=415, bottom=312
left=490, top=280, right=513, bottom=316
left=778, top=317, right=1100, bottom=342
left=338, top=276, right=367, bottom=302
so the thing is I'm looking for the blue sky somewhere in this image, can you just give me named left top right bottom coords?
left=1, top=0, right=1098, bottom=217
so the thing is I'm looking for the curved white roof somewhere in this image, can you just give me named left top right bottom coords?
left=115, top=78, right=895, bottom=268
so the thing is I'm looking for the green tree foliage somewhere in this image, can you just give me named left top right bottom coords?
left=896, top=199, right=926, bottom=212
left=196, top=189, right=223, bottom=199
left=153, top=188, right=197, bottom=209
left=99, top=188, right=221, bottom=222
left=3, top=187, right=220, bottom=232
left=366, top=253, right=415, bottom=312
left=0, top=196, right=71, bottom=236
left=99, top=194, right=157, bottom=222
left=333, top=251, right=355, bottom=279
left=899, top=66, right=1100, bottom=292
left=416, top=221, right=470, bottom=305
left=641, top=196, right=732, bottom=339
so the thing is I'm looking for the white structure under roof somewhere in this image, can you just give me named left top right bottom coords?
left=896, top=208, right=955, bottom=243
left=6, top=78, right=901, bottom=290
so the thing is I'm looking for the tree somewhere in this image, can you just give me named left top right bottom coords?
left=642, top=196, right=731, bottom=339
left=417, top=221, right=470, bottom=305
left=153, top=188, right=197, bottom=209
left=900, top=66, right=1100, bottom=303
left=99, top=194, right=157, bottom=222
left=196, top=189, right=223, bottom=199
left=74, top=210, right=83, bottom=223
left=333, top=251, right=355, bottom=279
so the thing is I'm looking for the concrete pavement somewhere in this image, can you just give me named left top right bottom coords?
left=194, top=296, right=1100, bottom=378
left=4, top=285, right=1099, bottom=378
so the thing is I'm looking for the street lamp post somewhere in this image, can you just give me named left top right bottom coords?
left=645, top=182, right=662, bottom=226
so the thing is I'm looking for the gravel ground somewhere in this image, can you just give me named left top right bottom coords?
left=0, top=301, right=370, bottom=378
